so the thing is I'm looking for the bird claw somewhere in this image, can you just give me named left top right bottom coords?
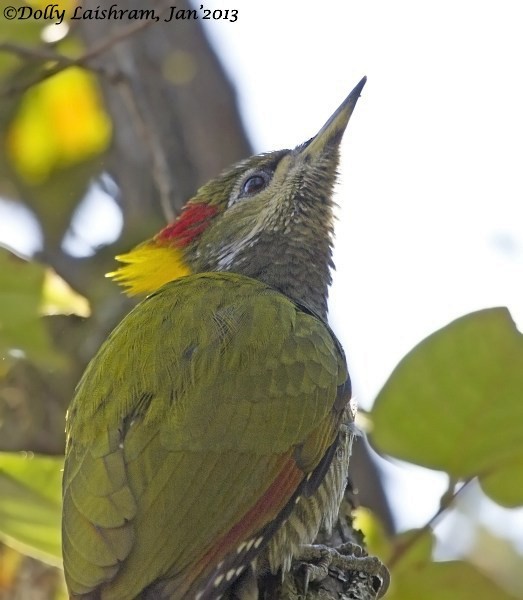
left=297, top=542, right=390, bottom=598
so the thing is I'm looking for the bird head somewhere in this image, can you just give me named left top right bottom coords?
left=109, top=77, right=366, bottom=317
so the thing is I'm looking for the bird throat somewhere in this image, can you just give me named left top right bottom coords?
left=213, top=230, right=333, bottom=320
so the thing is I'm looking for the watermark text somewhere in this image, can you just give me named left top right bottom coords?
left=2, top=4, right=239, bottom=25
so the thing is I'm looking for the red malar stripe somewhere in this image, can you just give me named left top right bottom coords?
left=157, top=203, right=218, bottom=247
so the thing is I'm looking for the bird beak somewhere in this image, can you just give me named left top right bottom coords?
left=299, top=76, right=367, bottom=159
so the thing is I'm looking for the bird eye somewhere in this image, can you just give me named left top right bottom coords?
left=241, top=173, right=268, bottom=196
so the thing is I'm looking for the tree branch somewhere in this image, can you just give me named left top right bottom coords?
left=0, top=10, right=169, bottom=96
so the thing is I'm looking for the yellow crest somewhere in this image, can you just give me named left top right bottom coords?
left=107, top=241, right=191, bottom=296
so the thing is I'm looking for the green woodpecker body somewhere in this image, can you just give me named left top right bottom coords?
left=62, top=78, right=366, bottom=599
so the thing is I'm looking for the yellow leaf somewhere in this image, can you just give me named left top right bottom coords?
left=6, top=67, right=111, bottom=183
left=352, top=507, right=392, bottom=559
left=40, top=268, right=90, bottom=317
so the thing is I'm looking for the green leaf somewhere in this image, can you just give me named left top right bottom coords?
left=0, top=452, right=63, bottom=566
left=385, top=530, right=519, bottom=600
left=388, top=558, right=519, bottom=600
left=0, top=248, right=64, bottom=368
left=371, top=308, right=523, bottom=506
left=0, top=2, right=46, bottom=75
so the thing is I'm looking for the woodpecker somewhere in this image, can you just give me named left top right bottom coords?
left=62, top=78, right=379, bottom=599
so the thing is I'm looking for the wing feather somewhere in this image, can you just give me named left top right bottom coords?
left=63, top=273, right=349, bottom=598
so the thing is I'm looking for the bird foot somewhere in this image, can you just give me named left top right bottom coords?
left=297, top=542, right=390, bottom=598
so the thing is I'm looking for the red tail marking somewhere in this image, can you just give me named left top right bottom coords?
left=187, top=454, right=302, bottom=596
left=217, top=456, right=301, bottom=549
left=157, top=204, right=218, bottom=247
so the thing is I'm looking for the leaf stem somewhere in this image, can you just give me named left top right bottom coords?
left=387, top=476, right=474, bottom=569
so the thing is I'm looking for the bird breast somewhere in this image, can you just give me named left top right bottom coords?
left=263, top=420, right=355, bottom=574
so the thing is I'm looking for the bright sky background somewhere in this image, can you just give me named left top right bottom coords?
left=1, top=0, right=522, bottom=558
left=199, top=0, right=523, bottom=399
left=197, top=0, right=523, bottom=549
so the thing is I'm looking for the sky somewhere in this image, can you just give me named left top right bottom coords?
left=198, top=0, right=523, bottom=403
left=1, top=0, right=522, bottom=553
left=198, top=0, right=523, bottom=547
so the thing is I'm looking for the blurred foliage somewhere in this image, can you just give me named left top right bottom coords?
left=0, top=3, right=522, bottom=600
left=0, top=0, right=251, bottom=596
left=6, top=67, right=111, bottom=183
left=0, top=544, right=65, bottom=600
left=387, top=530, right=518, bottom=600
left=0, top=453, right=62, bottom=565
left=40, top=268, right=90, bottom=318
left=0, top=249, right=61, bottom=369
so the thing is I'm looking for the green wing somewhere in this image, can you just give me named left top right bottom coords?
left=62, top=272, right=348, bottom=599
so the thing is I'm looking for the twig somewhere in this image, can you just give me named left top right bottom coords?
left=0, top=5, right=170, bottom=96
left=116, top=76, right=176, bottom=222
left=0, top=42, right=68, bottom=63
left=386, top=477, right=473, bottom=570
